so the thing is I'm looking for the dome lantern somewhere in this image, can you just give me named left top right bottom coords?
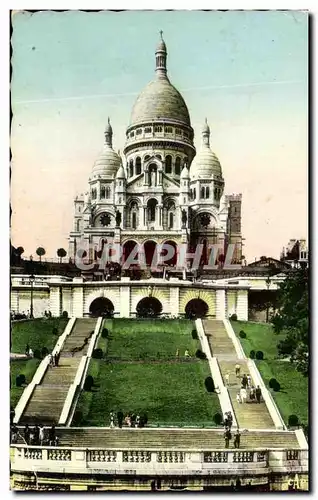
left=104, top=117, right=113, bottom=147
left=155, top=30, right=167, bottom=79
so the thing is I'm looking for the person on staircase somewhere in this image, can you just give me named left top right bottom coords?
left=33, top=424, right=40, bottom=445
left=225, top=372, right=230, bottom=386
left=39, top=425, right=45, bottom=446
left=25, top=344, right=30, bottom=356
left=117, top=411, right=124, bottom=428
left=49, top=425, right=56, bottom=446
left=235, top=363, right=241, bottom=378
left=255, top=386, right=262, bottom=404
left=234, top=429, right=241, bottom=449
left=240, top=387, right=247, bottom=404
left=247, top=374, right=252, bottom=387
left=241, top=374, right=248, bottom=389
left=224, top=428, right=232, bottom=448
left=24, top=424, right=30, bottom=445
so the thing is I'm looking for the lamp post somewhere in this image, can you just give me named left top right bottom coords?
left=265, top=275, right=271, bottom=323
left=29, top=274, right=35, bottom=319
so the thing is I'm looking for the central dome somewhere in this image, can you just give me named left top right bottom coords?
left=130, top=78, right=191, bottom=126
left=129, top=34, right=191, bottom=128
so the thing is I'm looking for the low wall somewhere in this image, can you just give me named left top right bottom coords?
left=195, top=319, right=238, bottom=429
left=247, top=359, right=286, bottom=430
left=223, top=319, right=245, bottom=358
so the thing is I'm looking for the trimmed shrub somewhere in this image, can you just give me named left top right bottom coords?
left=41, top=347, right=48, bottom=358
left=272, top=380, right=281, bottom=392
left=204, top=376, right=215, bottom=393
left=84, top=375, right=94, bottom=391
left=239, top=330, right=246, bottom=339
left=16, top=374, right=26, bottom=387
left=213, top=412, right=223, bottom=425
left=191, top=329, right=198, bottom=340
left=92, top=348, right=103, bottom=359
left=230, top=314, right=238, bottom=321
left=73, top=410, right=83, bottom=426
left=34, top=349, right=41, bottom=359
left=101, top=328, right=109, bottom=339
left=52, top=327, right=58, bottom=335
left=195, top=349, right=207, bottom=360
left=62, top=311, right=68, bottom=318
left=288, top=415, right=299, bottom=427
left=269, top=378, right=277, bottom=389
left=255, top=350, right=264, bottom=360
left=249, top=350, right=256, bottom=359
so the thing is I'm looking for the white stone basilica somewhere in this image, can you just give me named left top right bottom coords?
left=69, top=34, right=243, bottom=267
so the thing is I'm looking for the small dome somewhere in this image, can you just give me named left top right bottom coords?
left=180, top=165, right=190, bottom=179
left=116, top=164, right=125, bottom=179
left=190, top=119, right=222, bottom=179
left=92, top=146, right=121, bottom=178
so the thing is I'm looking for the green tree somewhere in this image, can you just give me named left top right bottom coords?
left=272, top=268, right=308, bottom=376
left=36, top=247, right=46, bottom=262
left=57, top=248, right=67, bottom=263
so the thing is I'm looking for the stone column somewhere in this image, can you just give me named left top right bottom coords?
left=236, top=289, right=248, bottom=320
left=10, top=290, right=19, bottom=313
left=97, top=181, right=101, bottom=200
left=216, top=289, right=226, bottom=319
left=120, top=286, right=131, bottom=317
left=49, top=286, right=62, bottom=317
left=170, top=287, right=179, bottom=316
left=72, top=286, right=84, bottom=317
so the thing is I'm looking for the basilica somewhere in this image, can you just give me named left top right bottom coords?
left=69, top=34, right=243, bottom=268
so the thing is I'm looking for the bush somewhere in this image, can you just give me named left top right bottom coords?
left=62, top=311, right=68, bottom=318
left=101, top=328, right=109, bottom=339
left=195, top=349, right=207, bottom=360
left=41, top=347, right=48, bottom=358
left=269, top=378, right=278, bottom=389
left=239, top=330, right=246, bottom=339
left=255, top=350, right=264, bottom=360
left=288, top=414, right=299, bottom=427
left=34, top=349, right=41, bottom=359
left=204, top=376, right=215, bottom=393
left=16, top=374, right=26, bottom=387
left=249, top=350, right=256, bottom=359
left=52, top=327, right=58, bottom=335
left=92, top=348, right=103, bottom=359
left=272, top=380, right=281, bottom=392
left=191, top=329, right=198, bottom=340
left=213, top=412, right=223, bottom=425
left=83, top=375, right=94, bottom=391
left=73, top=410, right=83, bottom=425
left=230, top=314, right=237, bottom=321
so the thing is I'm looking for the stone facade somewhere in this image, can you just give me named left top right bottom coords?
left=68, top=35, right=242, bottom=267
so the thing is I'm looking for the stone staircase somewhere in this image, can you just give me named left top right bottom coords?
left=202, top=320, right=275, bottom=429
left=19, top=318, right=97, bottom=425
left=15, top=427, right=300, bottom=450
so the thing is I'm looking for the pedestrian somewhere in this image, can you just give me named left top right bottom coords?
left=54, top=353, right=59, bottom=367
left=240, top=387, right=247, bottom=404
left=110, top=411, right=115, bottom=428
left=28, top=347, right=34, bottom=358
left=184, top=349, right=190, bottom=358
left=256, top=385, right=262, bottom=404
left=10, top=407, right=15, bottom=425
left=235, top=363, right=241, bottom=378
left=24, top=424, right=30, bottom=444
left=39, top=425, right=45, bottom=445
left=234, top=429, right=241, bottom=449
left=117, top=411, right=124, bottom=429
left=25, top=344, right=30, bottom=356
left=224, top=428, right=232, bottom=448
left=247, top=374, right=252, bottom=387
left=11, top=425, right=18, bottom=443
left=228, top=412, right=233, bottom=429
left=241, top=374, right=248, bottom=389
left=225, top=372, right=230, bottom=386
left=250, top=386, right=255, bottom=402
left=175, top=349, right=179, bottom=357
left=136, top=415, right=140, bottom=428
left=223, top=414, right=229, bottom=429
left=49, top=425, right=56, bottom=446
left=236, top=392, right=241, bottom=404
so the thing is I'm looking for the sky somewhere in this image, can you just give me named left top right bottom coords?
left=10, top=9, right=308, bottom=262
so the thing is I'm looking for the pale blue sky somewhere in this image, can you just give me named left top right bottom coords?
left=11, top=10, right=308, bottom=261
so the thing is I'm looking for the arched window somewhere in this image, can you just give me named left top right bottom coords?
left=147, top=199, right=158, bottom=222
left=169, top=212, right=174, bottom=229
left=132, top=212, right=137, bottom=229
left=175, top=157, right=181, bottom=175
left=144, top=155, right=150, bottom=162
left=214, top=187, right=217, bottom=200
left=105, top=187, right=111, bottom=199
left=206, top=186, right=210, bottom=199
left=76, top=219, right=80, bottom=232
left=129, top=160, right=134, bottom=177
left=136, top=157, right=141, bottom=175
left=91, top=188, right=97, bottom=199
left=100, top=186, right=106, bottom=198
left=193, top=188, right=196, bottom=200
left=200, top=187, right=205, bottom=199
left=165, top=155, right=172, bottom=174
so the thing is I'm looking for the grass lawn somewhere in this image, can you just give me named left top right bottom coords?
left=75, top=319, right=221, bottom=427
left=10, top=318, right=68, bottom=408
left=10, top=358, right=40, bottom=408
left=11, top=318, right=68, bottom=354
left=231, top=321, right=309, bottom=426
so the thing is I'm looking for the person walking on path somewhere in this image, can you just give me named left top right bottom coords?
left=240, top=387, right=247, bottom=404
left=39, top=425, right=45, bottom=446
left=225, top=372, right=230, bottom=386
left=235, top=363, right=241, bottom=378
left=24, top=424, right=30, bottom=445
left=224, top=428, right=232, bottom=448
left=234, top=429, right=241, bottom=449
left=241, top=374, right=248, bottom=389
left=247, top=374, right=252, bottom=387
left=255, top=386, right=262, bottom=404
left=236, top=392, right=242, bottom=404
